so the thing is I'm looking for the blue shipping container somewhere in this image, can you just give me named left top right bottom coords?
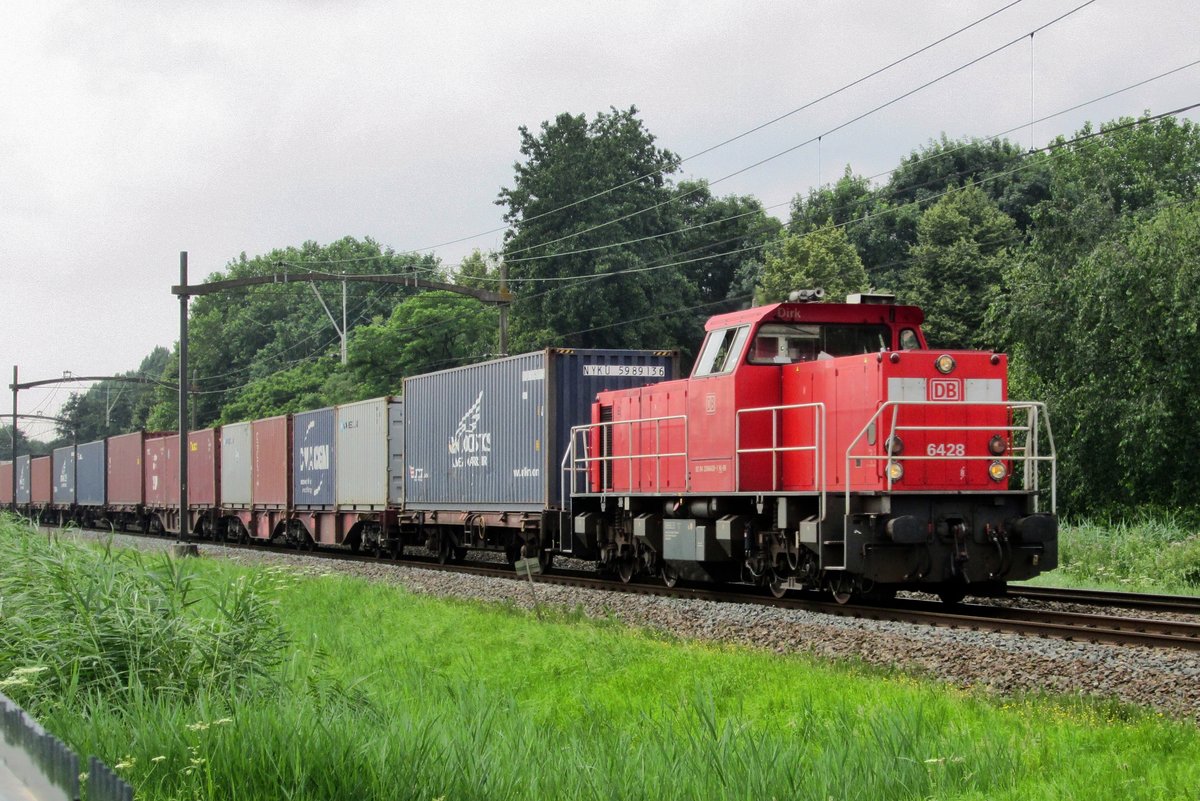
left=76, top=440, right=106, bottom=507
left=404, top=349, right=676, bottom=512
left=293, top=407, right=335, bottom=507
left=52, top=446, right=75, bottom=505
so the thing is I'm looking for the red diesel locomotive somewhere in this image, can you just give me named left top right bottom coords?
left=563, top=291, right=1057, bottom=603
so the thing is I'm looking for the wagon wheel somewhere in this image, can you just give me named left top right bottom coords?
left=454, top=546, right=469, bottom=563
left=435, top=537, right=452, bottom=565
left=768, top=571, right=789, bottom=599
left=661, top=562, right=679, bottom=589
left=516, top=541, right=552, bottom=574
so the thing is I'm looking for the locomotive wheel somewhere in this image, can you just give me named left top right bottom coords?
left=617, top=556, right=636, bottom=584
left=861, top=584, right=897, bottom=603
left=937, top=586, right=967, bottom=606
left=661, top=563, right=678, bottom=589
left=829, top=575, right=855, bottom=605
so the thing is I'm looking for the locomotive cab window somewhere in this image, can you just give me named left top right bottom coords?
left=694, top=325, right=750, bottom=377
left=747, top=323, right=893, bottom=365
left=899, top=328, right=921, bottom=350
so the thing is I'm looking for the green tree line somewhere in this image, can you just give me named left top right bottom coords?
left=47, top=107, right=1200, bottom=518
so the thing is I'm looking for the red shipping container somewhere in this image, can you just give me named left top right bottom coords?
left=144, top=434, right=179, bottom=509
left=0, top=462, right=12, bottom=504
left=252, top=415, right=291, bottom=508
left=107, top=431, right=146, bottom=506
left=189, top=428, right=219, bottom=508
left=31, top=456, right=52, bottom=504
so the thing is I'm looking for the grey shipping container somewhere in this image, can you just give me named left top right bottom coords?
left=221, top=422, right=252, bottom=507
left=404, top=349, right=676, bottom=512
left=334, top=397, right=401, bottom=510
left=293, top=407, right=335, bottom=507
left=52, top=446, right=76, bottom=505
left=15, top=455, right=30, bottom=504
left=389, top=402, right=404, bottom=505
left=76, top=440, right=106, bottom=507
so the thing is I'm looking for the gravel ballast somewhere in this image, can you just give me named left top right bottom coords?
left=54, top=530, right=1200, bottom=722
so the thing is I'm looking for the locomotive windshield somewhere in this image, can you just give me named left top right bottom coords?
left=747, top=323, right=892, bottom=364
left=694, top=325, right=751, bottom=376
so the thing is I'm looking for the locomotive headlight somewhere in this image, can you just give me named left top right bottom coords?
left=935, top=354, right=956, bottom=374
left=988, top=435, right=1007, bottom=456
left=988, top=461, right=1008, bottom=482
left=887, top=461, right=904, bottom=482
left=885, top=436, right=904, bottom=456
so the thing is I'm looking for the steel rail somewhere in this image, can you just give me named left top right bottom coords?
left=1006, top=585, right=1200, bottom=615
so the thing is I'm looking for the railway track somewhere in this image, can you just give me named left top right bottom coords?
left=42, top=526, right=1200, bottom=653
left=495, top=567, right=1200, bottom=653
left=1006, top=585, right=1200, bottom=615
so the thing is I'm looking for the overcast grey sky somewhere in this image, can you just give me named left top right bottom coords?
left=3, top=0, right=1198, bottom=439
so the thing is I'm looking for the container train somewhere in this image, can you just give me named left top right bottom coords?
left=2, top=292, right=1058, bottom=603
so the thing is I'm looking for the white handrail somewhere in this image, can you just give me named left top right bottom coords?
left=844, top=400, right=1057, bottom=515
left=734, top=402, right=826, bottom=521
left=566, top=414, right=690, bottom=497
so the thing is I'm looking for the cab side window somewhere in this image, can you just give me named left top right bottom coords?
left=899, top=328, right=921, bottom=350
left=693, top=325, right=750, bottom=377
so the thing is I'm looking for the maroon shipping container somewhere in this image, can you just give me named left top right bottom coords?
left=145, top=430, right=221, bottom=510
left=144, top=434, right=179, bottom=509
left=31, top=456, right=52, bottom=505
left=252, top=415, right=292, bottom=508
left=189, top=428, right=219, bottom=508
left=0, top=462, right=12, bottom=504
left=108, top=431, right=146, bottom=506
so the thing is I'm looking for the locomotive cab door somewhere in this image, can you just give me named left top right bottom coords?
left=686, top=324, right=749, bottom=492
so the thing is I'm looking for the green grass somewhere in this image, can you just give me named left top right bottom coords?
left=3, top=517, right=1200, bottom=800
left=1025, top=512, right=1200, bottom=594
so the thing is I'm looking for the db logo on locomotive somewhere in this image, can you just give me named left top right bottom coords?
left=928, top=378, right=962, bottom=402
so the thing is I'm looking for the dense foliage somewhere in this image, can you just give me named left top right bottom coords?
left=44, top=109, right=1200, bottom=518
left=0, top=521, right=289, bottom=709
